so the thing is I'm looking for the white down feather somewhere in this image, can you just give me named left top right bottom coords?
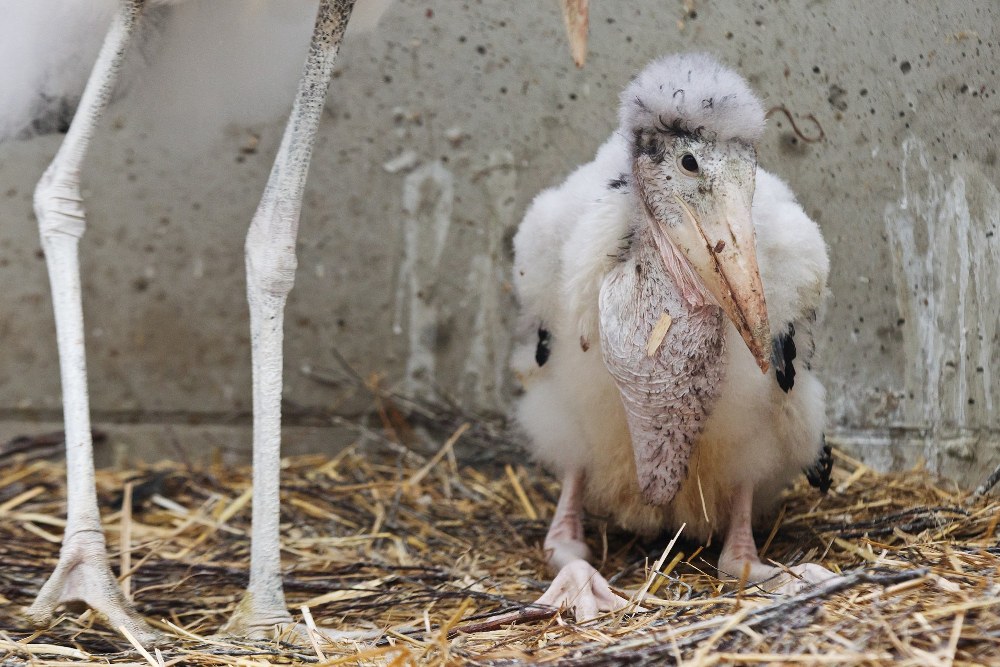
left=513, top=151, right=830, bottom=541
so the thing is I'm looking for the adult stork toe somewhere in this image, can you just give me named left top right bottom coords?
left=27, top=531, right=161, bottom=644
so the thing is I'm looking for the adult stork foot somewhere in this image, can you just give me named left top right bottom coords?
left=219, top=593, right=294, bottom=639
left=536, top=558, right=631, bottom=622
left=287, top=623, right=384, bottom=644
left=218, top=596, right=379, bottom=643
left=26, top=530, right=160, bottom=644
left=220, top=606, right=382, bottom=644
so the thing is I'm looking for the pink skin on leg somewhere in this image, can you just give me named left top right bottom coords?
left=718, top=482, right=836, bottom=593
left=542, top=468, right=590, bottom=569
left=533, top=469, right=629, bottom=621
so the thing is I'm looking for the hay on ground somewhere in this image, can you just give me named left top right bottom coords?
left=1, top=423, right=998, bottom=665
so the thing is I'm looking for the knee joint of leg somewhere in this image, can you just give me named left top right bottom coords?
left=245, top=200, right=302, bottom=298
left=246, top=239, right=298, bottom=299
left=34, top=170, right=87, bottom=240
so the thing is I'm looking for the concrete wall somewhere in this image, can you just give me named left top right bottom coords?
left=0, top=1, right=996, bottom=484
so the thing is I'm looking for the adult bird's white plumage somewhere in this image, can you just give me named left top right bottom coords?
left=512, top=53, right=834, bottom=619
left=2, top=0, right=590, bottom=643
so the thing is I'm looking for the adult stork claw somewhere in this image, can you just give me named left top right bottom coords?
left=218, top=596, right=294, bottom=640
left=27, top=530, right=162, bottom=645
left=217, top=617, right=383, bottom=644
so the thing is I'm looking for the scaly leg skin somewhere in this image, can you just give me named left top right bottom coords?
left=219, top=0, right=358, bottom=639
left=28, top=0, right=160, bottom=645
left=718, top=482, right=837, bottom=594
left=534, top=469, right=629, bottom=622
left=28, top=531, right=154, bottom=642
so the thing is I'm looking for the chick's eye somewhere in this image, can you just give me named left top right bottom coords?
left=679, top=153, right=700, bottom=175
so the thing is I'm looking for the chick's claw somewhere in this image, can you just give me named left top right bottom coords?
left=536, top=558, right=632, bottom=622
left=765, top=562, right=839, bottom=595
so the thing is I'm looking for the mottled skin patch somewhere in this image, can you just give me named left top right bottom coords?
left=600, top=229, right=725, bottom=506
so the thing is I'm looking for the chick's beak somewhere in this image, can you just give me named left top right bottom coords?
left=640, top=167, right=771, bottom=373
left=559, top=0, right=589, bottom=67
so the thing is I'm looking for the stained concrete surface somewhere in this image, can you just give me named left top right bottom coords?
left=0, top=1, right=996, bottom=485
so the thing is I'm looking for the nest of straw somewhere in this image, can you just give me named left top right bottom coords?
left=1, top=415, right=998, bottom=666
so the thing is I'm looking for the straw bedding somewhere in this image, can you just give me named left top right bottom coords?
left=1, top=419, right=998, bottom=665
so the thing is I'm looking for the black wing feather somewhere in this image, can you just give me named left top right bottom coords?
left=771, top=324, right=797, bottom=393
left=805, top=439, right=833, bottom=494
left=535, top=326, right=552, bottom=366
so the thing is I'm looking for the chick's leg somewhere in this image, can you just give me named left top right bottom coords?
left=534, top=469, right=628, bottom=621
left=718, top=482, right=835, bottom=594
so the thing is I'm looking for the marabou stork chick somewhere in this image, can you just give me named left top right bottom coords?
left=511, top=53, right=834, bottom=620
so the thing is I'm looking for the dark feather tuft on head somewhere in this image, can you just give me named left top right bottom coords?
left=619, top=53, right=765, bottom=144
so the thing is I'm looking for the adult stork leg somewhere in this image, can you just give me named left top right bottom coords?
left=220, top=0, right=357, bottom=638
left=717, top=482, right=836, bottom=594
left=534, top=469, right=629, bottom=621
left=28, top=0, right=159, bottom=644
